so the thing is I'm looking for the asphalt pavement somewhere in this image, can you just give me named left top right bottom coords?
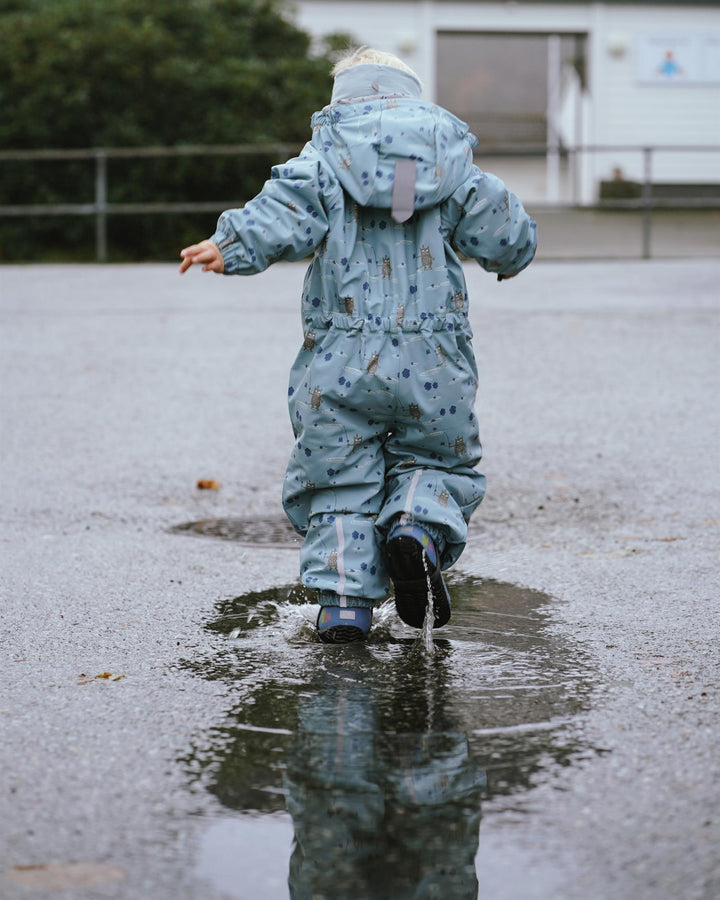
left=1, top=258, right=719, bottom=899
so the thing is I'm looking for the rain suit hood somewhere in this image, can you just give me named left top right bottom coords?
left=310, top=64, right=478, bottom=222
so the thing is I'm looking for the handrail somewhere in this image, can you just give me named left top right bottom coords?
left=1, top=142, right=718, bottom=160
left=0, top=143, right=301, bottom=162
left=1, top=142, right=719, bottom=260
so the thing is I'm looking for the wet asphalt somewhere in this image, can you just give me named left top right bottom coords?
left=1, top=259, right=719, bottom=899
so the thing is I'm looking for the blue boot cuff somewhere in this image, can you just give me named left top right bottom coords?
left=317, top=605, right=373, bottom=636
left=388, top=523, right=439, bottom=566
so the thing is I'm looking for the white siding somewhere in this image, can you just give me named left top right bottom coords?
left=294, top=1, right=596, bottom=99
left=292, top=1, right=720, bottom=194
left=590, top=6, right=720, bottom=182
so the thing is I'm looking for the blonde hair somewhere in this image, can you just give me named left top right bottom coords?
left=331, top=46, right=421, bottom=85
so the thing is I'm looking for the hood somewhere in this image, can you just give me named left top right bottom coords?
left=311, top=64, right=478, bottom=222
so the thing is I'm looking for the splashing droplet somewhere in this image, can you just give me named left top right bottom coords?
left=422, top=555, right=435, bottom=654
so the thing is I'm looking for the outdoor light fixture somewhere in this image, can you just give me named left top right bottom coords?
left=607, top=33, right=630, bottom=58
left=396, top=32, right=418, bottom=55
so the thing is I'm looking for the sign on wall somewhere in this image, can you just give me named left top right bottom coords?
left=636, top=34, right=720, bottom=84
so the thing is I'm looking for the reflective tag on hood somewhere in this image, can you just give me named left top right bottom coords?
left=391, top=159, right=417, bottom=222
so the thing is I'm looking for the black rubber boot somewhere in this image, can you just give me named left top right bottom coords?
left=386, top=525, right=451, bottom=628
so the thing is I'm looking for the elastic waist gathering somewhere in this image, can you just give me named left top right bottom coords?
left=304, top=311, right=469, bottom=335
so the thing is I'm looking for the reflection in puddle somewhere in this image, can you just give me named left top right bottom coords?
left=181, top=577, right=596, bottom=899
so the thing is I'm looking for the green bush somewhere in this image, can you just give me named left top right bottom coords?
left=0, top=0, right=349, bottom=261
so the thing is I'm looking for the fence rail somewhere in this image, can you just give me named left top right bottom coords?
left=1, top=143, right=719, bottom=261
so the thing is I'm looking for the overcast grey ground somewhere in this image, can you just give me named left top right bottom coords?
left=1, top=259, right=718, bottom=900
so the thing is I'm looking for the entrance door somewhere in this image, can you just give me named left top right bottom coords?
left=436, top=32, right=588, bottom=202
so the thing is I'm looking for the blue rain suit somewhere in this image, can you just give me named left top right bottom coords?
left=211, top=65, right=537, bottom=609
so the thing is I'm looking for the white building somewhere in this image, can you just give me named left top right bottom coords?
left=292, top=1, right=720, bottom=204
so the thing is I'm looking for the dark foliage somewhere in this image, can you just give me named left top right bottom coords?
left=0, top=0, right=349, bottom=260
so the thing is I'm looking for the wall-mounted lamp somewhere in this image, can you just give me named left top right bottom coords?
left=397, top=32, right=418, bottom=56
left=607, top=34, right=630, bottom=58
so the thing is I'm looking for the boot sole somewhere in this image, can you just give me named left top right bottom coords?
left=318, top=625, right=367, bottom=644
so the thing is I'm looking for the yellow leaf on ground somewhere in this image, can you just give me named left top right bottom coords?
left=77, top=673, right=125, bottom=684
left=8, top=862, right=126, bottom=889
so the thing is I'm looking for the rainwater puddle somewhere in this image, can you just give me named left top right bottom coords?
left=181, top=576, right=597, bottom=899
left=172, top=516, right=300, bottom=549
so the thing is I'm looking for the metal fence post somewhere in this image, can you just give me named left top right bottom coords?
left=94, top=149, right=108, bottom=262
left=546, top=34, right=562, bottom=204
left=642, top=147, right=653, bottom=260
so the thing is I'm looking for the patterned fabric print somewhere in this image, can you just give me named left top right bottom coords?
left=211, top=69, right=536, bottom=607
left=283, top=220, right=486, bottom=603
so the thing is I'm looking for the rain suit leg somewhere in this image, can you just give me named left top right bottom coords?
left=282, top=317, right=486, bottom=609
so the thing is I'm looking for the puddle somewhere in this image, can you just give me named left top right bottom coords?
left=181, top=577, right=597, bottom=899
left=172, top=516, right=300, bottom=549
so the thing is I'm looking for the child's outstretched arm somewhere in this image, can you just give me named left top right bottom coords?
left=179, top=150, right=332, bottom=278
left=445, top=169, right=537, bottom=278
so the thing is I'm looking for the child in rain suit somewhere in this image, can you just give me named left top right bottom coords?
left=180, top=48, right=537, bottom=643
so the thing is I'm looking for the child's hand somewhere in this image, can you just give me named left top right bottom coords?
left=179, top=240, right=224, bottom=274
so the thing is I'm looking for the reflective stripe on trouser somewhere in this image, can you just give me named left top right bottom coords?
left=282, top=323, right=486, bottom=605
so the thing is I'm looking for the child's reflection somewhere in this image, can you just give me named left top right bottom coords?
left=284, top=652, right=486, bottom=900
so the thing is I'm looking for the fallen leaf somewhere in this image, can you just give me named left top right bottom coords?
left=8, top=862, right=126, bottom=889
left=197, top=479, right=221, bottom=490
left=77, top=673, right=125, bottom=685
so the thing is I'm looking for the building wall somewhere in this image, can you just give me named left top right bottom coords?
left=292, top=1, right=720, bottom=200
left=587, top=4, right=720, bottom=185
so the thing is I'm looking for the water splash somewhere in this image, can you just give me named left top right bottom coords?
left=421, top=554, right=435, bottom=654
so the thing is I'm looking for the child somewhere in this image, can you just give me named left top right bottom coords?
left=180, top=47, right=536, bottom=644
